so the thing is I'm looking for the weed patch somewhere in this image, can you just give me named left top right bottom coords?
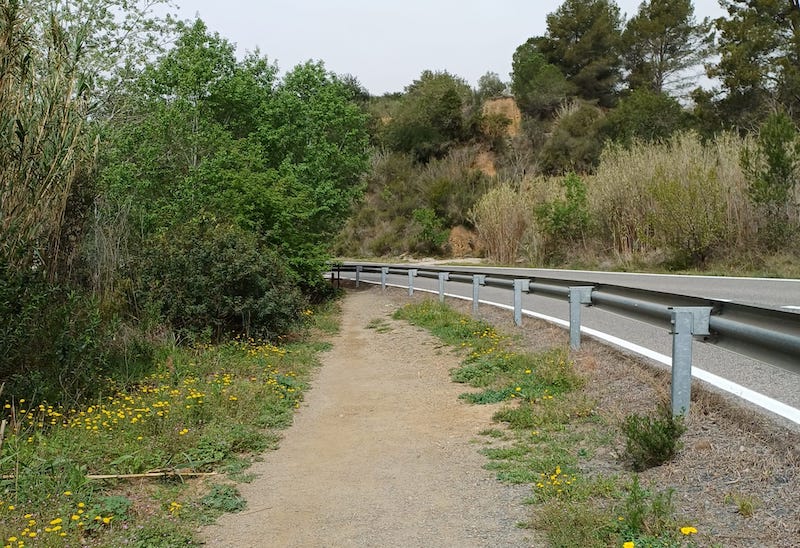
left=395, top=298, right=699, bottom=548
left=622, top=406, right=687, bottom=471
left=0, top=304, right=337, bottom=546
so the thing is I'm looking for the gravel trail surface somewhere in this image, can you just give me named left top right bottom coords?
left=201, top=288, right=539, bottom=547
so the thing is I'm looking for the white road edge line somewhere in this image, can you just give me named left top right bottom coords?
left=361, top=279, right=800, bottom=425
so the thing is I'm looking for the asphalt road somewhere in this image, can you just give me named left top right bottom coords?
left=346, top=266, right=800, bottom=430
left=371, top=264, right=800, bottom=312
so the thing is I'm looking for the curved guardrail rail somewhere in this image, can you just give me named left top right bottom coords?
left=331, top=262, right=800, bottom=418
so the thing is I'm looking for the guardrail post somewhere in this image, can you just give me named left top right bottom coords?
left=438, top=272, right=450, bottom=303
left=568, top=286, right=594, bottom=350
left=669, top=307, right=711, bottom=417
left=408, top=269, right=418, bottom=296
left=380, top=267, right=389, bottom=290
left=472, top=275, right=486, bottom=315
left=513, top=279, right=530, bottom=326
left=355, top=265, right=362, bottom=288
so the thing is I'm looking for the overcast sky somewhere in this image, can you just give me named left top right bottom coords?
left=169, top=0, right=725, bottom=95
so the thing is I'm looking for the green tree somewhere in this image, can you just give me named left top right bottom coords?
left=622, top=0, right=711, bottom=95
left=604, top=89, right=686, bottom=144
left=538, top=101, right=606, bottom=174
left=740, top=111, right=800, bottom=246
left=510, top=40, right=573, bottom=118
left=535, top=172, right=590, bottom=243
left=256, top=61, right=370, bottom=281
left=477, top=71, right=507, bottom=99
left=101, top=21, right=369, bottom=310
left=385, top=70, right=474, bottom=162
left=711, top=0, right=800, bottom=127
left=532, top=0, right=624, bottom=107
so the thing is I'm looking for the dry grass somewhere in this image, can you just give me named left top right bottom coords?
left=470, top=182, right=533, bottom=264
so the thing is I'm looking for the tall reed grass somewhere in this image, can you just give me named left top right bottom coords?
left=0, top=3, right=95, bottom=278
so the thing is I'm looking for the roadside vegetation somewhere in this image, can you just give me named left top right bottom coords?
left=395, top=299, right=702, bottom=548
left=3, top=0, right=799, bottom=545
left=0, top=303, right=337, bottom=547
left=335, top=0, right=800, bottom=277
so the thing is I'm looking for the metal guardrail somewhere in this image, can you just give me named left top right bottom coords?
left=330, top=262, right=800, bottom=417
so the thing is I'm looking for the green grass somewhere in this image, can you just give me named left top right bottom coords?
left=0, top=304, right=337, bottom=546
left=395, top=298, right=693, bottom=548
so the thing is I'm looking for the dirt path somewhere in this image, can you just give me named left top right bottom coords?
left=200, top=288, right=538, bottom=547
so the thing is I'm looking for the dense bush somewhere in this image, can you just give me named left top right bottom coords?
left=136, top=218, right=307, bottom=341
left=0, top=262, right=143, bottom=404
left=538, top=100, right=606, bottom=175
left=622, top=407, right=686, bottom=471
left=535, top=172, right=590, bottom=243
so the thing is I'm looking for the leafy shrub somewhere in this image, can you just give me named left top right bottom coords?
left=622, top=407, right=686, bottom=471
left=741, top=111, right=800, bottom=248
left=136, top=216, right=306, bottom=341
left=198, top=484, right=246, bottom=523
left=0, top=261, right=126, bottom=403
left=411, top=207, right=449, bottom=253
left=535, top=172, right=590, bottom=244
left=538, top=100, right=606, bottom=175
left=592, top=132, right=752, bottom=263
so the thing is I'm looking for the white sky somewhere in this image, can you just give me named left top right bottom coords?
left=170, top=0, right=726, bottom=95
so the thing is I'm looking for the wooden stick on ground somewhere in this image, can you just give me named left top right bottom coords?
left=86, top=471, right=217, bottom=480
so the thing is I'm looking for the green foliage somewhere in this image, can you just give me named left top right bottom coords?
left=533, top=501, right=617, bottom=548
left=592, top=132, right=749, bottom=263
left=136, top=217, right=306, bottom=341
left=649, top=164, right=728, bottom=267
left=741, top=111, right=800, bottom=247
left=470, top=183, right=532, bottom=264
left=0, top=3, right=97, bottom=276
left=510, top=43, right=573, bottom=118
left=617, top=475, right=678, bottom=544
left=476, top=71, right=507, bottom=100
left=622, top=407, right=686, bottom=471
left=621, top=0, right=711, bottom=94
left=411, top=208, right=449, bottom=253
left=711, top=0, right=800, bottom=128
left=102, top=21, right=369, bottom=306
left=535, top=172, right=590, bottom=243
left=0, top=318, right=332, bottom=545
left=532, top=0, right=623, bottom=107
left=336, top=148, right=489, bottom=257
left=384, top=71, right=475, bottom=162
left=0, top=262, right=144, bottom=403
left=132, top=527, right=199, bottom=548
left=538, top=101, right=606, bottom=174
left=197, top=484, right=246, bottom=523
left=604, top=90, right=686, bottom=145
